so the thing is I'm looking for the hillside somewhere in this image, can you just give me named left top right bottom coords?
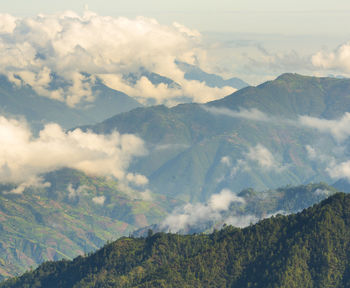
left=0, top=169, right=181, bottom=281
left=3, top=192, right=350, bottom=287
left=83, top=74, right=349, bottom=201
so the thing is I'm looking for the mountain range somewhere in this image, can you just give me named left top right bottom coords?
left=83, top=73, right=350, bottom=202
left=3, top=192, right=350, bottom=287
left=2, top=72, right=350, bottom=281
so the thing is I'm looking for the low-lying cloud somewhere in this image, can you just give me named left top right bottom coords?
left=299, top=113, right=350, bottom=143
left=221, top=144, right=286, bottom=178
left=205, top=106, right=350, bottom=143
left=0, top=116, right=148, bottom=192
left=160, top=189, right=245, bottom=232
left=0, top=12, right=234, bottom=107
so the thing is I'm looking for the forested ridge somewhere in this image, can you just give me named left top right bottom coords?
left=3, top=192, right=350, bottom=287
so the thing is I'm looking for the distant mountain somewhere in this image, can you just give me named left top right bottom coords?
left=4, top=192, right=350, bottom=287
left=177, top=61, right=249, bottom=89
left=82, top=73, right=350, bottom=202
left=0, top=75, right=141, bottom=130
left=0, top=168, right=181, bottom=281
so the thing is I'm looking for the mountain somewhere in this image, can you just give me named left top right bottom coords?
left=0, top=75, right=141, bottom=131
left=82, top=73, right=350, bottom=202
left=177, top=61, right=249, bottom=89
left=3, top=192, right=350, bottom=287
left=0, top=169, right=181, bottom=281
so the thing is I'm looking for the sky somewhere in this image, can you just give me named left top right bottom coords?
left=1, top=0, right=350, bottom=85
left=2, top=0, right=350, bottom=34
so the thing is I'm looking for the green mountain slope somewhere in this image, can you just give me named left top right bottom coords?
left=83, top=74, right=347, bottom=201
left=3, top=192, right=350, bottom=287
left=0, top=169, right=181, bottom=281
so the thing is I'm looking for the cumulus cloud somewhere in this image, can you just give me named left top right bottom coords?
left=0, top=12, right=233, bottom=106
left=160, top=189, right=245, bottom=232
left=312, top=42, right=350, bottom=73
left=0, top=116, right=147, bottom=193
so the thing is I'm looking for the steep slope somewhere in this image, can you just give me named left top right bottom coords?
left=84, top=74, right=348, bottom=201
left=3, top=192, right=350, bottom=287
left=0, top=169, right=181, bottom=281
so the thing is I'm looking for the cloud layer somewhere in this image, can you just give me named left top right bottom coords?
left=0, top=12, right=234, bottom=107
left=0, top=116, right=147, bottom=192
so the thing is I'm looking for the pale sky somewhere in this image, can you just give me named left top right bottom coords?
left=2, top=0, right=350, bottom=34
left=1, top=0, right=350, bottom=84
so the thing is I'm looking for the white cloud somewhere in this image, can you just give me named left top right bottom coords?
left=160, top=189, right=245, bottom=232
left=126, top=173, right=149, bottom=187
left=299, top=113, right=350, bottom=142
left=5, top=176, right=51, bottom=194
left=0, top=116, right=147, bottom=192
left=209, top=188, right=245, bottom=211
left=206, top=106, right=350, bottom=143
left=0, top=12, right=233, bottom=106
left=327, top=160, right=350, bottom=182
left=203, top=106, right=272, bottom=122
left=67, top=184, right=88, bottom=199
left=224, top=214, right=258, bottom=228
left=92, top=196, right=106, bottom=205
left=228, top=144, right=286, bottom=176
left=246, top=144, right=285, bottom=172
left=220, top=156, right=231, bottom=166
left=312, top=42, right=350, bottom=74
left=0, top=14, right=17, bottom=34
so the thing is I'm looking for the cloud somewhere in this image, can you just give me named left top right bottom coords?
left=224, top=214, right=258, bottom=228
left=203, top=106, right=272, bottom=122
left=227, top=144, right=286, bottom=177
left=67, top=184, right=88, bottom=199
left=160, top=189, right=245, bottom=232
left=92, top=196, right=106, bottom=205
left=209, top=189, right=245, bottom=211
left=0, top=14, right=16, bottom=34
left=327, top=160, right=350, bottom=182
left=246, top=144, right=285, bottom=172
left=220, top=156, right=231, bottom=166
left=314, top=188, right=332, bottom=197
left=205, top=106, right=350, bottom=143
left=5, top=177, right=51, bottom=195
left=0, top=116, right=147, bottom=192
left=299, top=113, right=350, bottom=142
left=0, top=12, right=234, bottom=106
left=312, top=42, right=350, bottom=74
